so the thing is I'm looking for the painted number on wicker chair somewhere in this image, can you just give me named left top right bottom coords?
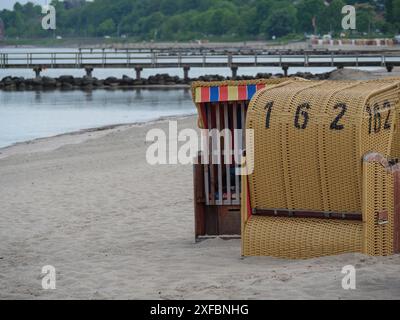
left=366, top=102, right=391, bottom=134
left=265, top=101, right=274, bottom=129
left=383, top=101, right=392, bottom=130
left=330, top=103, right=347, bottom=131
left=294, top=103, right=310, bottom=130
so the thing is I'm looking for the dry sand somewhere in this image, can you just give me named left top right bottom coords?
left=1, top=115, right=400, bottom=300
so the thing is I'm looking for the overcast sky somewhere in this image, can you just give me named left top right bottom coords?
left=0, top=0, right=49, bottom=10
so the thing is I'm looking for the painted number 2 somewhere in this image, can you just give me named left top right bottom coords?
left=330, top=103, right=347, bottom=131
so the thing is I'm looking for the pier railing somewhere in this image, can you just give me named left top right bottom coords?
left=1, top=50, right=399, bottom=77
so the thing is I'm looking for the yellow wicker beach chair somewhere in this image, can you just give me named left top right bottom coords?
left=242, top=79, right=400, bottom=258
left=191, top=78, right=298, bottom=239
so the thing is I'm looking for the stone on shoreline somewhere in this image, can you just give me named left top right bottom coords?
left=58, top=75, right=75, bottom=84
left=0, top=69, right=373, bottom=91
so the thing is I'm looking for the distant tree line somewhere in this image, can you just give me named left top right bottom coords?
left=0, top=0, right=399, bottom=41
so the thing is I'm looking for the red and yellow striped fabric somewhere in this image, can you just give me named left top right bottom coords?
left=191, top=78, right=300, bottom=128
left=194, top=83, right=266, bottom=103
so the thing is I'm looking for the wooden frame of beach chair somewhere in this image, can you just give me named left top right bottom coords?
left=191, top=78, right=294, bottom=240
left=242, top=79, right=400, bottom=258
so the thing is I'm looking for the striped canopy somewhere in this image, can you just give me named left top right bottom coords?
left=191, top=79, right=294, bottom=128
left=194, top=83, right=266, bottom=103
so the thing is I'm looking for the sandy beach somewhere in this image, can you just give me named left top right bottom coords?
left=0, top=114, right=399, bottom=300
left=2, top=0, right=400, bottom=301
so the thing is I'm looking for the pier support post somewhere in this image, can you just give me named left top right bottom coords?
left=387, top=65, right=394, bottom=73
left=135, top=66, right=143, bottom=80
left=282, top=65, right=289, bottom=77
left=33, top=67, right=42, bottom=79
left=85, top=67, right=94, bottom=78
left=231, top=66, right=238, bottom=79
left=183, top=66, right=190, bottom=81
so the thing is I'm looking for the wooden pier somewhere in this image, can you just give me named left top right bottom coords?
left=1, top=50, right=399, bottom=78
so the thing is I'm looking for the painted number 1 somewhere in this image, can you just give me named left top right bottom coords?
left=265, top=101, right=273, bottom=129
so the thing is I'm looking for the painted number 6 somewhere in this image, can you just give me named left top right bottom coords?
left=294, top=103, right=310, bottom=129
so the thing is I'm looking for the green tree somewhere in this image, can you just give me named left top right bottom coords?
left=296, top=0, right=325, bottom=34
left=263, top=8, right=297, bottom=38
left=203, top=8, right=238, bottom=36
left=134, top=12, right=165, bottom=39
left=356, top=4, right=378, bottom=34
left=0, top=0, right=396, bottom=41
left=98, top=18, right=116, bottom=36
left=386, top=0, right=394, bottom=23
left=393, top=0, right=400, bottom=29
left=160, top=0, right=178, bottom=15
left=320, top=0, right=346, bottom=34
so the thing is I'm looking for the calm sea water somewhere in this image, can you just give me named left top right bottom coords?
left=0, top=47, right=385, bottom=148
left=0, top=89, right=195, bottom=148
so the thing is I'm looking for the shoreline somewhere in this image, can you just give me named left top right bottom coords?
left=0, top=114, right=196, bottom=160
